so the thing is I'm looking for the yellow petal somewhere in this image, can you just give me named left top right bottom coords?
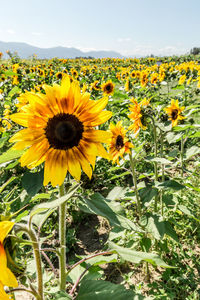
left=83, top=129, right=112, bottom=143
left=66, top=149, right=81, bottom=181
left=0, top=221, right=14, bottom=244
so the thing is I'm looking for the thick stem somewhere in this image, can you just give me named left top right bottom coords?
left=129, top=153, right=142, bottom=217
left=59, top=183, right=66, bottom=291
left=15, top=225, right=43, bottom=300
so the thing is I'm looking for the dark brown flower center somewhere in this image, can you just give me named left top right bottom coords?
left=45, top=113, right=84, bottom=150
left=115, top=135, right=124, bottom=150
left=171, top=109, right=178, bottom=120
left=105, top=84, right=112, bottom=92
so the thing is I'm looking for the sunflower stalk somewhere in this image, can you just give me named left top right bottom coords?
left=129, top=153, right=142, bottom=217
left=15, top=224, right=43, bottom=300
left=180, top=134, right=184, bottom=178
left=160, top=132, right=165, bottom=216
left=59, top=183, right=67, bottom=291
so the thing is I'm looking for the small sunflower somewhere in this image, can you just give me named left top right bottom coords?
left=90, top=80, right=101, bottom=91
left=165, top=99, right=185, bottom=127
left=108, top=121, right=133, bottom=164
left=9, top=76, right=112, bottom=186
left=102, top=80, right=115, bottom=96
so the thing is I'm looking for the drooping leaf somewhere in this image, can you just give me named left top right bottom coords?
left=108, top=241, right=172, bottom=268
left=77, top=279, right=145, bottom=300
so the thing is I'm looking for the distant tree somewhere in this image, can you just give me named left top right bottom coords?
left=190, top=47, right=200, bottom=55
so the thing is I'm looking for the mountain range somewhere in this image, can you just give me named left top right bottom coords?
left=0, top=41, right=124, bottom=59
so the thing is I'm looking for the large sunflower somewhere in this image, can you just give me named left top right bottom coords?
left=165, top=99, right=185, bottom=127
left=10, top=76, right=112, bottom=186
left=108, top=121, right=133, bottom=164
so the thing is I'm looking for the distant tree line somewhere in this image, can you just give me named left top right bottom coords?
left=190, top=47, right=200, bottom=55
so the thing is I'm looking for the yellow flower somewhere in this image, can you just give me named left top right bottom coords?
left=101, top=80, right=115, bottom=96
left=108, top=121, right=133, bottom=164
left=179, top=74, right=186, bottom=85
left=150, top=73, right=158, bottom=85
left=128, top=98, right=150, bottom=134
left=9, top=76, right=112, bottom=187
left=0, top=221, right=18, bottom=300
left=165, top=99, right=185, bottom=127
left=90, top=80, right=101, bottom=91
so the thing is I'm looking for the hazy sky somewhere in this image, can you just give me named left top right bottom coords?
left=0, top=0, right=199, bottom=56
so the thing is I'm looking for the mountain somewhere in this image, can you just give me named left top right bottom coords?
left=0, top=41, right=123, bottom=59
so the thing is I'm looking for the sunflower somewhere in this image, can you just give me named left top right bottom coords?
left=0, top=221, right=18, bottom=300
left=9, top=76, right=112, bottom=187
left=101, top=80, right=115, bottom=96
left=56, top=72, right=63, bottom=80
left=165, top=99, right=185, bottom=127
left=128, top=98, right=150, bottom=134
left=90, top=80, right=101, bottom=91
left=108, top=121, right=133, bottom=164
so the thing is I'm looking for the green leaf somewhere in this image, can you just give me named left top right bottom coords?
left=0, top=148, right=24, bottom=165
left=107, top=186, right=127, bottom=200
left=157, top=180, right=185, bottom=191
left=0, top=136, right=9, bottom=149
left=0, top=176, right=17, bottom=193
left=30, top=183, right=79, bottom=217
left=49, top=291, right=72, bottom=300
left=22, top=169, right=44, bottom=197
left=8, top=86, right=21, bottom=97
left=185, top=146, right=200, bottom=160
left=108, top=241, right=172, bottom=268
left=178, top=205, right=200, bottom=223
left=141, top=214, right=178, bottom=242
left=78, top=193, right=141, bottom=232
left=4, top=70, right=18, bottom=76
left=77, top=280, right=145, bottom=300
left=166, top=132, right=182, bottom=144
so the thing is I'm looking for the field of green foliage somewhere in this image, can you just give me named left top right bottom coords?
left=0, top=52, right=200, bottom=300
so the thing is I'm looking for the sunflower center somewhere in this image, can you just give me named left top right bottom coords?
left=45, top=113, right=84, bottom=150
left=115, top=135, right=124, bottom=150
left=105, top=84, right=112, bottom=91
left=171, top=109, right=178, bottom=120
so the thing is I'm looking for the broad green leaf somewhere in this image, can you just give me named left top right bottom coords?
left=77, top=279, right=144, bottom=300
left=107, top=186, right=127, bottom=200
left=108, top=241, right=171, bottom=268
left=78, top=193, right=141, bottom=232
left=47, top=291, right=72, bottom=300
left=30, top=183, right=79, bottom=217
left=145, top=157, right=172, bottom=164
left=157, top=180, right=185, bottom=191
left=22, top=169, right=44, bottom=197
left=0, top=148, right=24, bottom=165
left=185, top=146, right=200, bottom=160
left=141, top=214, right=178, bottom=242
left=166, top=132, right=182, bottom=144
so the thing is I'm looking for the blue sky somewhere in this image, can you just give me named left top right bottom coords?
left=0, top=0, right=200, bottom=56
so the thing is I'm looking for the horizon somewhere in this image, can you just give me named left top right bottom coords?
left=0, top=0, right=199, bottom=57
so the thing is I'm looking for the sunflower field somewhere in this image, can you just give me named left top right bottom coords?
left=0, top=51, right=200, bottom=300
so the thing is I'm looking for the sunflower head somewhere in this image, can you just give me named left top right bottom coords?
left=102, top=80, right=115, bottom=95
left=9, top=76, right=112, bottom=187
left=165, top=99, right=185, bottom=127
left=128, top=98, right=150, bottom=134
left=108, top=121, right=133, bottom=164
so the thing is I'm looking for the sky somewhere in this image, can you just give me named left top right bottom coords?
left=0, top=0, right=200, bottom=57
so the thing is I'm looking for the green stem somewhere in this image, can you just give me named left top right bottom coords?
left=180, top=135, right=184, bottom=178
left=153, top=122, right=159, bottom=212
left=160, top=132, right=165, bottom=216
left=59, top=183, right=66, bottom=291
left=15, top=225, right=43, bottom=300
left=129, top=153, right=142, bottom=217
